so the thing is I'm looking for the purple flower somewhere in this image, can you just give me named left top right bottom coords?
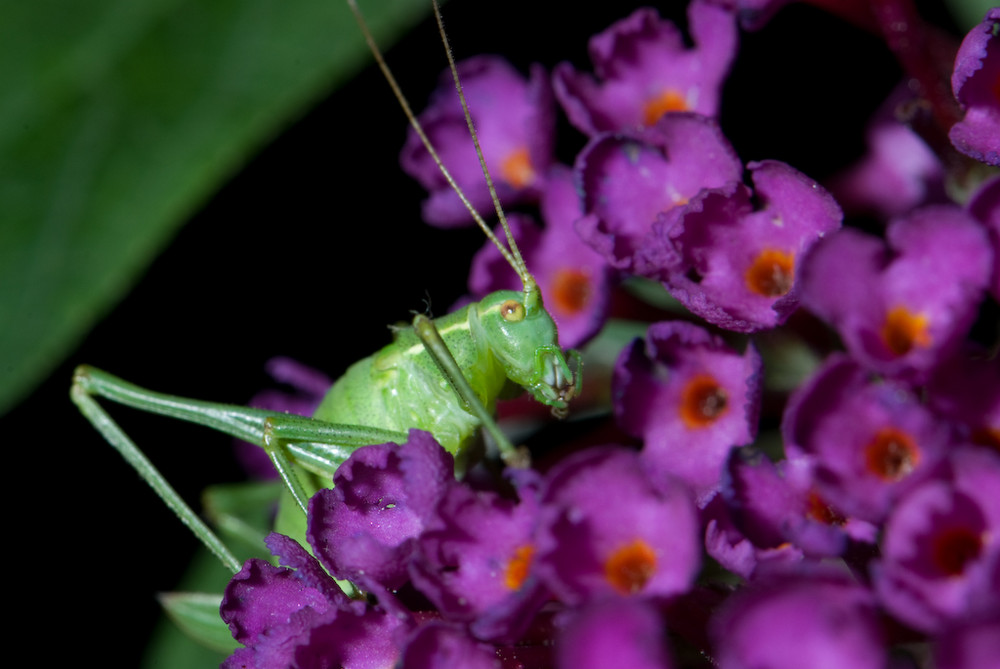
left=307, top=430, right=454, bottom=591
left=400, top=57, right=554, bottom=227
left=933, top=617, right=1000, bottom=669
left=535, top=447, right=700, bottom=605
left=649, top=161, right=842, bottom=332
left=723, top=448, right=877, bottom=559
left=828, top=87, right=945, bottom=219
left=949, top=8, right=1000, bottom=166
left=926, top=347, right=1000, bottom=452
left=553, top=2, right=737, bottom=135
left=400, top=622, right=502, bottom=669
left=783, top=355, right=952, bottom=523
left=221, top=533, right=407, bottom=668
left=409, top=477, right=549, bottom=642
left=614, top=321, right=762, bottom=505
left=575, top=113, right=742, bottom=272
left=702, top=493, right=805, bottom=579
left=554, top=598, right=675, bottom=669
left=799, top=206, right=994, bottom=382
left=710, top=567, right=886, bottom=669
left=968, top=174, right=1000, bottom=301
left=871, top=447, right=1000, bottom=633
left=468, top=167, right=612, bottom=349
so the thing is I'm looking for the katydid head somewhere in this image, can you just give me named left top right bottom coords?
left=476, top=287, right=580, bottom=415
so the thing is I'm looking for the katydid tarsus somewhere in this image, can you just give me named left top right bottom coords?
left=71, top=0, right=580, bottom=575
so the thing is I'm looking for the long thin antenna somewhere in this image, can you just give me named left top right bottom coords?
left=429, top=1, right=531, bottom=287
left=345, top=0, right=536, bottom=293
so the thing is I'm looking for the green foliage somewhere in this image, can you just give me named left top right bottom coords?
left=158, top=592, right=235, bottom=655
left=944, top=0, right=996, bottom=30
left=203, top=480, right=285, bottom=559
left=0, top=0, right=428, bottom=414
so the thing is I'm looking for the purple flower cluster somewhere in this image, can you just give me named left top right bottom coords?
left=221, top=431, right=700, bottom=667
left=405, top=1, right=844, bottom=340
left=220, top=2, right=1000, bottom=667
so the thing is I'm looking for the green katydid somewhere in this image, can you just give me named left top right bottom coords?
left=71, top=0, right=580, bottom=575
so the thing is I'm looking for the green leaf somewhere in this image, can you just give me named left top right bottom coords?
left=0, top=0, right=429, bottom=414
left=203, top=480, right=284, bottom=559
left=944, top=0, right=995, bottom=30
left=145, top=549, right=236, bottom=667
left=158, top=591, right=235, bottom=655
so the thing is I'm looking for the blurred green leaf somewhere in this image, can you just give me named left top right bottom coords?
left=944, top=0, right=995, bottom=30
left=158, top=592, right=235, bottom=655
left=0, top=0, right=427, bottom=414
left=204, top=480, right=284, bottom=557
left=145, top=550, right=234, bottom=667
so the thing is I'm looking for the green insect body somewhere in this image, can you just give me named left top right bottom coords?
left=266, top=285, right=579, bottom=543
left=317, top=287, right=576, bottom=467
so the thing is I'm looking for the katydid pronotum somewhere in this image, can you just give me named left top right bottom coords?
left=71, top=0, right=580, bottom=579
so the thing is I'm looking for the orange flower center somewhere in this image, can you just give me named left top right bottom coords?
left=500, top=146, right=536, bottom=189
left=680, top=374, right=729, bottom=428
left=745, top=249, right=795, bottom=297
left=551, top=268, right=591, bottom=315
left=643, top=89, right=688, bottom=125
left=932, top=526, right=983, bottom=576
left=605, top=539, right=657, bottom=594
left=805, top=491, right=847, bottom=526
left=880, top=306, right=932, bottom=356
left=504, top=544, right=535, bottom=590
left=864, top=427, right=920, bottom=481
left=971, top=426, right=1000, bottom=453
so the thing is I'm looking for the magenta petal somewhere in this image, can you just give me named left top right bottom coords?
left=221, top=557, right=331, bottom=648
left=400, top=57, right=554, bottom=226
left=950, top=9, right=1000, bottom=166
left=409, top=481, right=548, bottom=642
left=555, top=598, right=675, bottom=669
left=401, top=622, right=501, bottom=669
left=934, top=618, right=1000, bottom=669
left=656, top=161, right=841, bottom=331
left=614, top=321, right=762, bottom=505
left=575, top=114, right=742, bottom=271
left=307, top=430, right=454, bottom=589
left=828, top=86, right=945, bottom=219
left=967, top=175, right=1000, bottom=300
left=782, top=354, right=952, bottom=523
left=536, top=447, right=700, bottom=605
left=872, top=448, right=1000, bottom=633
left=799, top=206, right=993, bottom=382
left=554, top=2, right=737, bottom=134
left=711, top=568, right=885, bottom=669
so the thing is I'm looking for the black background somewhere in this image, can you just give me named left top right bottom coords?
left=6, top=0, right=956, bottom=664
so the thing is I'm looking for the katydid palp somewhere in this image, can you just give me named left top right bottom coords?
left=71, top=0, right=580, bottom=575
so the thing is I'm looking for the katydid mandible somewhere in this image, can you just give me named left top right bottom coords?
left=71, top=0, right=581, bottom=574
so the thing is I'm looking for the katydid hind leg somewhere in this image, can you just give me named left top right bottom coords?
left=72, top=365, right=408, bottom=568
left=70, top=378, right=243, bottom=574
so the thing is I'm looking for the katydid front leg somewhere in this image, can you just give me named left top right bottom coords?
left=412, top=314, right=527, bottom=468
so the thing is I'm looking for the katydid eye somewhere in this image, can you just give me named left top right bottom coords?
left=501, top=299, right=525, bottom=322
